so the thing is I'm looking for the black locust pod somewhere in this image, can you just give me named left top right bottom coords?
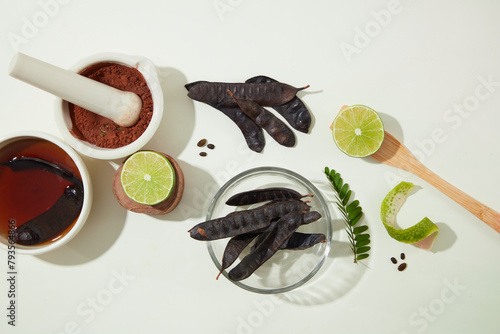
left=252, top=232, right=326, bottom=252
left=246, top=76, right=311, bottom=133
left=184, top=81, right=265, bottom=153
left=280, top=233, right=326, bottom=250
left=227, top=90, right=296, bottom=147
left=209, top=103, right=265, bottom=153
left=225, top=187, right=306, bottom=206
left=188, top=199, right=310, bottom=241
left=228, top=210, right=304, bottom=281
left=186, top=81, right=309, bottom=108
left=14, top=184, right=84, bottom=245
left=250, top=211, right=322, bottom=252
left=184, top=80, right=208, bottom=91
left=217, top=233, right=258, bottom=280
left=0, top=156, right=83, bottom=188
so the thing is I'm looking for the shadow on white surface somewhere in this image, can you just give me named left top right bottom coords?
left=364, top=112, right=404, bottom=166
left=378, top=112, right=404, bottom=140
left=151, top=159, right=217, bottom=222
left=431, top=223, right=457, bottom=252
left=37, top=158, right=126, bottom=265
left=277, top=217, right=369, bottom=305
left=147, top=66, right=195, bottom=157
left=298, top=88, right=322, bottom=134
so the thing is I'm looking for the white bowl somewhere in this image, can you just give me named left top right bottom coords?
left=54, top=52, right=163, bottom=160
left=0, top=131, right=92, bottom=255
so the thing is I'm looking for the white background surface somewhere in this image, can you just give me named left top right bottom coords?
left=1, top=1, right=500, bottom=333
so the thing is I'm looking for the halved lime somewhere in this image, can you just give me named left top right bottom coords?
left=332, top=105, right=385, bottom=157
left=120, top=151, right=175, bottom=205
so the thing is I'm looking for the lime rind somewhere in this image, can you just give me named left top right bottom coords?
left=120, top=151, right=176, bottom=205
left=381, top=181, right=439, bottom=248
left=384, top=217, right=439, bottom=244
left=332, top=105, right=385, bottom=158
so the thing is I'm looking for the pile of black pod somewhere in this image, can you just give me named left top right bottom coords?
left=185, top=76, right=311, bottom=153
left=188, top=187, right=326, bottom=281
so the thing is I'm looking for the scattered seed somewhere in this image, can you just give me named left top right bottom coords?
left=207, top=143, right=215, bottom=150
left=197, top=139, right=207, bottom=147
left=401, top=253, right=405, bottom=260
left=398, top=263, right=407, bottom=271
left=200, top=152, right=207, bottom=157
left=391, top=257, right=397, bottom=264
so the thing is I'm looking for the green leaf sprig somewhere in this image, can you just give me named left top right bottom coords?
left=324, top=167, right=370, bottom=263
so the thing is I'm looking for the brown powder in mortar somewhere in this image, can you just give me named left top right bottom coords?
left=69, top=62, right=153, bottom=148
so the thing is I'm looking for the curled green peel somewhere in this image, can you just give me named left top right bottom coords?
left=381, top=181, right=439, bottom=250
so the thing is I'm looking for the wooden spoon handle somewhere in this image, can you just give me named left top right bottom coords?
left=416, top=164, right=500, bottom=233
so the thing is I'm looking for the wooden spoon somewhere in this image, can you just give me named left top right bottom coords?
left=371, top=131, right=500, bottom=233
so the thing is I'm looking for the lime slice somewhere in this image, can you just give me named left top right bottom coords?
left=381, top=181, right=439, bottom=250
left=332, top=105, right=385, bottom=157
left=120, top=151, right=176, bottom=205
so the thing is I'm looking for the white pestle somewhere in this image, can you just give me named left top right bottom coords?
left=8, top=53, right=142, bottom=128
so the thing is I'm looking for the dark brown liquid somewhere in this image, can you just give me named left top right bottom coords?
left=0, top=138, right=82, bottom=244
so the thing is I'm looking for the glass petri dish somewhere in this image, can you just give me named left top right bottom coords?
left=206, top=166, right=332, bottom=294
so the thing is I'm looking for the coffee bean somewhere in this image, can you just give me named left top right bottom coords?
left=197, top=139, right=207, bottom=147
left=391, top=257, right=397, bottom=264
left=398, top=263, right=407, bottom=271
left=207, top=143, right=215, bottom=150
left=199, top=152, right=207, bottom=157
